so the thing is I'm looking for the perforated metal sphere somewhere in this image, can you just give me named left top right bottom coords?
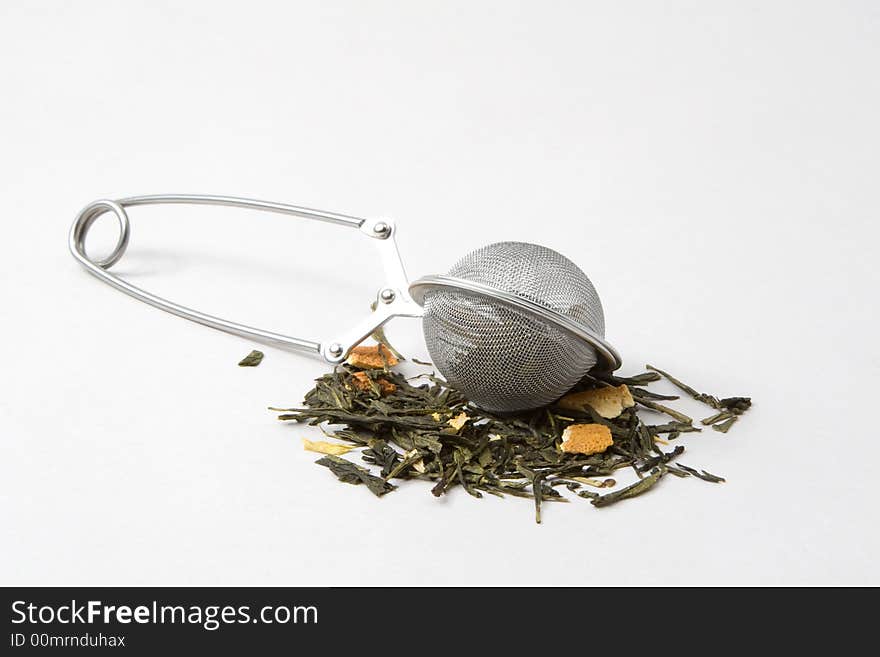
left=411, top=242, right=616, bottom=413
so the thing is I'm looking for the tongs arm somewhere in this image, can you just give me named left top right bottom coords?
left=69, top=194, right=421, bottom=363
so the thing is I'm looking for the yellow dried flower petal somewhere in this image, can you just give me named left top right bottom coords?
left=445, top=412, right=469, bottom=434
left=302, top=438, right=355, bottom=456
left=404, top=448, right=426, bottom=473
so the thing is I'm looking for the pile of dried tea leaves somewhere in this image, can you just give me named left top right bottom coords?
left=272, top=346, right=751, bottom=523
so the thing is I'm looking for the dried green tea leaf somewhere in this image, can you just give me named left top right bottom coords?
left=647, top=366, right=752, bottom=423
left=276, top=361, right=750, bottom=522
left=675, top=462, right=726, bottom=483
left=652, top=421, right=701, bottom=434
left=238, top=350, right=264, bottom=367
left=634, top=398, right=693, bottom=425
left=533, top=471, right=546, bottom=524
left=315, top=455, right=396, bottom=497
left=636, top=445, right=685, bottom=473
left=598, top=371, right=662, bottom=386
left=629, top=388, right=680, bottom=401
left=646, top=364, right=717, bottom=406
left=591, top=468, right=665, bottom=508
left=701, top=411, right=732, bottom=426
left=361, top=440, right=401, bottom=477
left=711, top=417, right=738, bottom=433
left=720, top=397, right=752, bottom=413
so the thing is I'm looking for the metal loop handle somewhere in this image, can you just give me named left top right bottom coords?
left=69, top=194, right=422, bottom=363
left=71, top=199, right=131, bottom=269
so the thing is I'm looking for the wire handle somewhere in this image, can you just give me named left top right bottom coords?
left=69, top=194, right=422, bottom=363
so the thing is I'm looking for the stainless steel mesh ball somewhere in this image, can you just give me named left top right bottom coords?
left=408, top=242, right=620, bottom=413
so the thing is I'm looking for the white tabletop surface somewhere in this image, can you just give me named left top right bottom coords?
left=1, top=1, right=878, bottom=586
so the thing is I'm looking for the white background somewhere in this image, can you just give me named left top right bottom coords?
left=1, top=1, right=878, bottom=586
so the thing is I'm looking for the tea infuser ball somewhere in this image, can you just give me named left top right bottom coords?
left=70, top=195, right=621, bottom=413
left=408, top=242, right=619, bottom=412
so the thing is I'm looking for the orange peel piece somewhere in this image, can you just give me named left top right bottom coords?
left=350, top=371, right=397, bottom=396
left=560, top=423, right=614, bottom=455
left=346, top=344, right=399, bottom=369
left=558, top=384, right=634, bottom=419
